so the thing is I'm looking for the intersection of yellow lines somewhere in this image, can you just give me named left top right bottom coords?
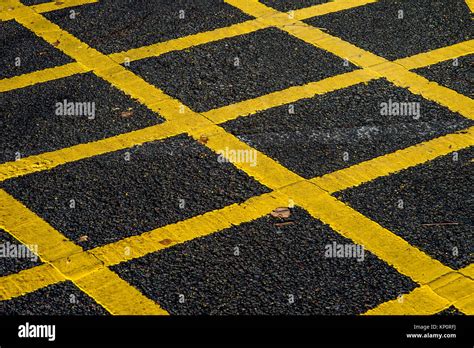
left=0, top=0, right=473, bottom=315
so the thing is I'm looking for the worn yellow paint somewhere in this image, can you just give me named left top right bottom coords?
left=364, top=286, right=450, bottom=315
left=454, top=293, right=474, bottom=315
left=311, top=128, right=474, bottom=193
left=203, top=69, right=377, bottom=123
left=0, top=264, right=64, bottom=301
left=459, top=264, right=474, bottom=280
left=91, top=192, right=286, bottom=266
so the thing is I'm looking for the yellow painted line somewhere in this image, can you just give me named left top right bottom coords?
left=459, top=264, right=474, bottom=280
left=109, top=19, right=268, bottom=64
left=364, top=286, right=450, bottom=315
left=454, top=293, right=474, bottom=315
left=0, top=186, right=169, bottom=313
left=371, top=62, right=474, bottom=120
left=429, top=272, right=474, bottom=305
left=74, top=268, right=168, bottom=315
left=0, top=189, right=83, bottom=261
left=280, top=181, right=453, bottom=284
left=204, top=69, right=377, bottom=123
left=294, top=0, right=379, bottom=20
left=311, top=128, right=474, bottom=193
left=228, top=0, right=474, bottom=122
left=187, top=123, right=303, bottom=189
left=91, top=191, right=286, bottom=266
left=0, top=62, right=88, bottom=92
left=0, top=264, right=64, bottom=301
left=395, top=40, right=474, bottom=71
left=466, top=0, right=474, bottom=13
left=0, top=122, right=184, bottom=183
left=0, top=0, right=98, bottom=21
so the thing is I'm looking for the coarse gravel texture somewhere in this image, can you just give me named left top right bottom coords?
left=260, top=0, right=330, bottom=12
left=304, top=0, right=473, bottom=60
left=222, top=78, right=472, bottom=178
left=414, top=54, right=473, bottom=98
left=335, top=147, right=474, bottom=270
left=20, top=0, right=51, bottom=5
left=0, top=72, right=162, bottom=164
left=44, top=0, right=253, bottom=54
left=0, top=281, right=108, bottom=315
left=0, top=20, right=73, bottom=79
left=1, top=134, right=270, bottom=250
left=112, top=207, right=417, bottom=315
left=0, top=228, right=42, bottom=277
left=126, top=27, right=357, bottom=112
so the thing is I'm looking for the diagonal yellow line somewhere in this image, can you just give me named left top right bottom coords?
left=203, top=69, right=378, bottom=123
left=395, top=39, right=474, bottom=70
left=91, top=191, right=287, bottom=266
left=0, top=264, right=64, bottom=301
left=465, top=0, right=474, bottom=13
left=0, top=187, right=168, bottom=314
left=0, top=122, right=183, bottom=182
left=3, top=0, right=471, bottom=315
left=311, top=128, right=474, bottom=193
left=293, top=0, right=379, bottom=20
left=0, top=0, right=98, bottom=21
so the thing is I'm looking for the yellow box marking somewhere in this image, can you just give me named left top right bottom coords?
left=1, top=0, right=471, bottom=315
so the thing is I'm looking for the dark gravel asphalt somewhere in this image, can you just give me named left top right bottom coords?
left=0, top=229, right=42, bottom=278
left=44, top=0, right=253, bottom=54
left=223, top=78, right=472, bottom=178
left=127, top=27, right=356, bottom=112
left=1, top=72, right=162, bottom=164
left=0, top=281, right=109, bottom=315
left=0, top=20, right=73, bottom=79
left=305, top=0, right=473, bottom=60
left=1, top=134, right=269, bottom=250
left=113, top=207, right=417, bottom=315
left=336, top=147, right=474, bottom=270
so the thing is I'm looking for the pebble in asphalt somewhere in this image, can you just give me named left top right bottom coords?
left=1, top=134, right=270, bottom=250
left=44, top=0, right=253, bottom=54
left=112, top=207, right=417, bottom=315
left=222, top=78, right=472, bottom=179
left=0, top=20, right=73, bottom=79
left=1, top=72, right=162, bottom=164
left=126, top=27, right=357, bottom=112
left=335, top=147, right=473, bottom=270
left=304, top=0, right=473, bottom=60
left=0, top=281, right=108, bottom=315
